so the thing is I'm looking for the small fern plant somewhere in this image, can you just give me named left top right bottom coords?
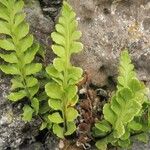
left=0, top=0, right=42, bottom=121
left=45, top=1, right=83, bottom=138
left=93, top=50, right=150, bottom=150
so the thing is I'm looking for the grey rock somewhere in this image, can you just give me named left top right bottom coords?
left=143, top=18, right=150, bottom=31
left=20, top=142, right=45, bottom=150
left=132, top=140, right=150, bottom=150
left=0, top=78, right=41, bottom=149
left=0, top=0, right=150, bottom=149
left=24, top=0, right=54, bottom=46
left=69, top=0, right=150, bottom=88
left=44, top=135, right=59, bottom=150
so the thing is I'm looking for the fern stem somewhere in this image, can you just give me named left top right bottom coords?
left=61, top=10, right=72, bottom=132
left=62, top=63, right=69, bottom=132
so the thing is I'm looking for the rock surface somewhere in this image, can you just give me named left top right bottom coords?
left=69, top=0, right=150, bottom=89
left=0, top=77, right=41, bottom=150
left=0, top=0, right=150, bottom=149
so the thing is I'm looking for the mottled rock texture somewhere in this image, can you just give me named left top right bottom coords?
left=0, top=0, right=150, bottom=149
left=70, top=0, right=150, bottom=89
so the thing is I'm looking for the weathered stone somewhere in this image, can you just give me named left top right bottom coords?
left=24, top=0, right=54, bottom=46
left=143, top=18, right=150, bottom=31
left=0, top=0, right=150, bottom=149
left=0, top=78, right=41, bottom=149
left=20, top=142, right=45, bottom=150
left=69, top=0, right=150, bottom=88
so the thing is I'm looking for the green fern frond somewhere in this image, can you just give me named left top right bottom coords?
left=0, top=0, right=42, bottom=122
left=94, top=50, right=149, bottom=150
left=45, top=1, right=83, bottom=138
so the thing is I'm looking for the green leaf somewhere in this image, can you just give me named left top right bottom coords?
left=48, top=112, right=63, bottom=123
left=23, top=42, right=39, bottom=64
left=71, top=42, right=83, bottom=53
left=48, top=99, right=62, bottom=110
left=72, top=31, right=82, bottom=40
left=0, top=64, right=20, bottom=75
left=110, top=88, right=142, bottom=138
left=68, top=67, right=83, bottom=84
left=0, top=0, right=8, bottom=7
left=118, top=139, right=131, bottom=148
left=96, top=139, right=107, bottom=150
left=120, top=129, right=130, bottom=140
left=51, top=77, right=63, bottom=86
left=46, top=65, right=63, bottom=80
left=118, top=88, right=141, bottom=123
left=52, top=45, right=65, bottom=58
left=128, top=120, right=142, bottom=131
left=24, top=63, right=42, bottom=75
left=66, top=107, right=78, bottom=122
left=8, top=90, right=26, bottom=101
left=28, top=84, right=39, bottom=98
left=66, top=85, right=77, bottom=100
left=0, top=21, right=10, bottom=35
left=0, top=39, right=15, bottom=50
left=129, top=78, right=142, bottom=92
left=0, top=53, right=18, bottom=63
left=14, top=0, right=24, bottom=15
left=19, top=34, right=34, bottom=53
left=14, top=22, right=29, bottom=40
left=53, top=58, right=65, bottom=72
left=65, top=122, right=76, bottom=135
left=55, top=24, right=65, bottom=35
left=114, top=121, right=125, bottom=138
left=67, top=95, right=79, bottom=106
left=136, top=133, right=149, bottom=143
left=40, top=122, right=47, bottom=131
left=31, top=98, right=39, bottom=115
left=26, top=76, right=38, bottom=88
left=92, top=127, right=107, bottom=137
left=11, top=77, right=23, bottom=89
left=22, top=105, right=34, bottom=122
left=95, top=120, right=111, bottom=133
left=103, top=103, right=117, bottom=126
left=45, top=82, right=63, bottom=99
left=14, top=13, right=26, bottom=27
left=53, top=124, right=64, bottom=138
left=51, top=32, right=65, bottom=46
left=0, top=5, right=9, bottom=21
left=117, top=50, right=136, bottom=89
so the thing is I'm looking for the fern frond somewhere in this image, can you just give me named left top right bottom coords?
left=94, top=50, right=149, bottom=150
left=0, top=0, right=42, bottom=121
left=45, top=1, right=83, bottom=138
